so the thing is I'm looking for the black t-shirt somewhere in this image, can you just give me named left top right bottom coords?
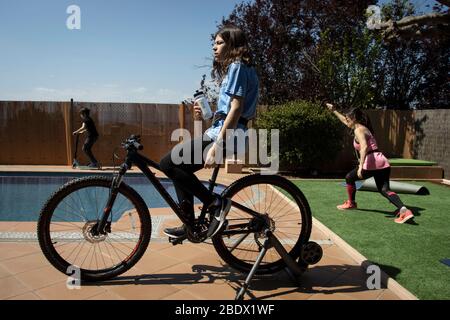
left=83, top=116, right=99, bottom=137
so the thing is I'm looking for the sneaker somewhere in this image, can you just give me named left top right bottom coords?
left=207, top=197, right=232, bottom=238
left=394, top=209, right=414, bottom=224
left=87, top=163, right=100, bottom=169
left=163, top=225, right=187, bottom=239
left=337, top=200, right=357, bottom=210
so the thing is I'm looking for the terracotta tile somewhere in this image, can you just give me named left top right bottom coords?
left=243, top=276, right=313, bottom=301
left=148, top=242, right=174, bottom=251
left=272, top=289, right=314, bottom=300
left=313, top=254, right=354, bottom=274
left=150, top=209, right=175, bottom=217
left=0, top=243, right=40, bottom=261
left=0, top=263, right=13, bottom=279
left=324, top=245, right=355, bottom=263
left=87, top=291, right=124, bottom=300
left=377, top=289, right=401, bottom=300
left=323, top=274, right=382, bottom=300
left=104, top=281, right=179, bottom=300
left=342, top=288, right=385, bottom=300
left=9, top=222, right=37, bottom=232
left=193, top=241, right=217, bottom=253
left=134, top=249, right=180, bottom=273
left=1, top=252, right=49, bottom=275
left=183, top=252, right=222, bottom=268
left=310, top=228, right=328, bottom=240
left=308, top=292, right=357, bottom=300
left=7, top=292, right=41, bottom=300
left=159, top=243, right=211, bottom=263
left=118, top=265, right=145, bottom=278
left=297, top=267, right=342, bottom=291
left=185, top=261, right=243, bottom=286
left=0, top=276, right=31, bottom=299
left=14, top=265, right=67, bottom=290
left=34, top=282, right=105, bottom=300
left=0, top=222, right=20, bottom=232
left=183, top=282, right=238, bottom=300
left=150, top=262, right=209, bottom=290
left=161, top=289, right=199, bottom=300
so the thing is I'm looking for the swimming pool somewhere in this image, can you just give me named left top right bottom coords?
left=0, top=172, right=224, bottom=222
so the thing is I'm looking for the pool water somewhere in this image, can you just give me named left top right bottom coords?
left=0, top=172, right=224, bottom=222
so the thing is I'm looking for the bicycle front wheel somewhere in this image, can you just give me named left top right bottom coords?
left=37, top=176, right=152, bottom=282
left=212, top=174, right=312, bottom=274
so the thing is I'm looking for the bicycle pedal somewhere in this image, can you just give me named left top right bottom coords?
left=169, top=235, right=187, bottom=246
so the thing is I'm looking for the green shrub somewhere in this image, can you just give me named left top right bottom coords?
left=256, top=100, right=344, bottom=170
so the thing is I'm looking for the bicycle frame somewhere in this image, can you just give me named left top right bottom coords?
left=96, top=141, right=263, bottom=236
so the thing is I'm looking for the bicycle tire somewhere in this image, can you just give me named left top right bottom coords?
left=37, top=176, right=151, bottom=282
left=212, top=174, right=311, bottom=275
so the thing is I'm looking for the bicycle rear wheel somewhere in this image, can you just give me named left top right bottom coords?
left=37, top=176, right=151, bottom=282
left=212, top=174, right=312, bottom=274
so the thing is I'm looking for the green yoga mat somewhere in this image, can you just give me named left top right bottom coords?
left=388, top=158, right=437, bottom=166
left=342, top=178, right=430, bottom=195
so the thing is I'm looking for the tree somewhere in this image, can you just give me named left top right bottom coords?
left=315, top=27, right=383, bottom=109
left=376, top=0, right=450, bottom=41
left=219, top=0, right=376, bottom=105
left=376, top=1, right=450, bottom=109
left=220, top=0, right=449, bottom=109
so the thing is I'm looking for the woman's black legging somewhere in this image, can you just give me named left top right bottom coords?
left=345, top=167, right=405, bottom=209
left=159, top=135, right=219, bottom=224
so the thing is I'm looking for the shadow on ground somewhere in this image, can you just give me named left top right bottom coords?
left=352, top=206, right=425, bottom=225
left=83, top=261, right=402, bottom=300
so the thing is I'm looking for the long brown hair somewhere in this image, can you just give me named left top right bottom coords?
left=346, top=108, right=374, bottom=134
left=211, top=25, right=253, bottom=82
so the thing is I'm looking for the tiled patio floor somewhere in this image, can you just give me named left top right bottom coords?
left=0, top=166, right=413, bottom=300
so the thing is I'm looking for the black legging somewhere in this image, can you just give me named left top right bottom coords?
left=345, top=167, right=405, bottom=209
left=82, top=136, right=98, bottom=165
left=160, top=135, right=220, bottom=223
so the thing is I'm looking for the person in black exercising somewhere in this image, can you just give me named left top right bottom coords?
left=73, top=107, right=100, bottom=168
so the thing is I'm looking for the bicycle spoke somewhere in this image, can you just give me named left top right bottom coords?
left=229, top=233, right=251, bottom=253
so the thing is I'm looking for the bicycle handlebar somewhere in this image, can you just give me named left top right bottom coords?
left=122, top=135, right=143, bottom=151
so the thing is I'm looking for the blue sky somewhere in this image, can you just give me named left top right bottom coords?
left=0, top=0, right=440, bottom=103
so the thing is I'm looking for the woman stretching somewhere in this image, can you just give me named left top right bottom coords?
left=326, top=103, right=414, bottom=224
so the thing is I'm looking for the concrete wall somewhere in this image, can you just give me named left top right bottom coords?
left=413, top=110, right=450, bottom=179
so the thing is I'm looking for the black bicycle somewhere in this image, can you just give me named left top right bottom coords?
left=38, top=135, right=321, bottom=295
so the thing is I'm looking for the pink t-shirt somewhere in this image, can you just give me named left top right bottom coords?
left=354, top=134, right=390, bottom=170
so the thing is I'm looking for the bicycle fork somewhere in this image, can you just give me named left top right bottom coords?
left=95, top=163, right=128, bottom=235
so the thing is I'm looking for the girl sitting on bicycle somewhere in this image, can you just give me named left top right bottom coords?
left=326, top=103, right=414, bottom=224
left=160, top=25, right=259, bottom=239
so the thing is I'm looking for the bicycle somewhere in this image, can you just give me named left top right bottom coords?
left=37, top=134, right=322, bottom=299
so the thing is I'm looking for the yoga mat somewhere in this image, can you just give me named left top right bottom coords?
left=341, top=178, right=430, bottom=195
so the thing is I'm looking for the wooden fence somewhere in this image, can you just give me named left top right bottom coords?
left=1, top=101, right=448, bottom=177
left=0, top=100, right=197, bottom=165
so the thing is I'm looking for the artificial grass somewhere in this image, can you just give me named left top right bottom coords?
left=290, top=179, right=450, bottom=300
left=388, top=158, right=437, bottom=166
